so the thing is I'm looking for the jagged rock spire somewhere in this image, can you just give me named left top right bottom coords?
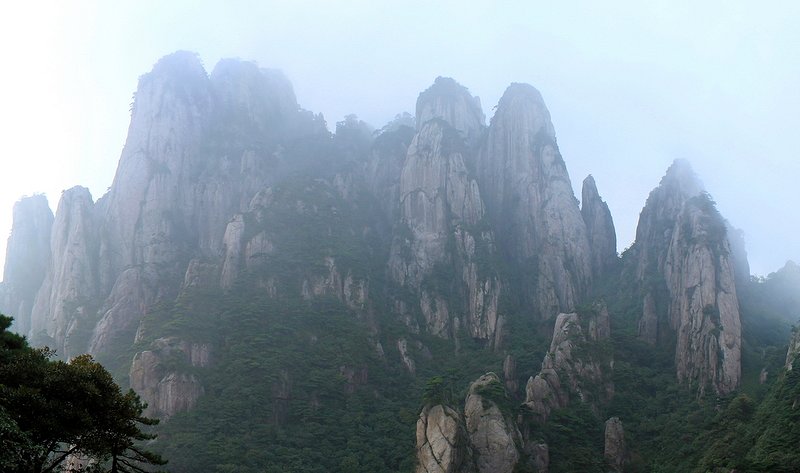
left=581, top=175, right=617, bottom=278
left=632, top=160, right=742, bottom=394
left=477, top=83, right=591, bottom=317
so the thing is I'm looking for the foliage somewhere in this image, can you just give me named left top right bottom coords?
left=0, top=314, right=166, bottom=473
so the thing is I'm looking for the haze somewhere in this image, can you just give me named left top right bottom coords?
left=0, top=0, right=797, bottom=277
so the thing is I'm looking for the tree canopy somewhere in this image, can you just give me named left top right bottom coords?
left=0, top=314, right=166, bottom=473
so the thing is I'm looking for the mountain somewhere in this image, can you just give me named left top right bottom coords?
left=2, top=52, right=798, bottom=472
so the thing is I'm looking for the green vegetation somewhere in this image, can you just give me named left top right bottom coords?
left=0, top=314, right=165, bottom=473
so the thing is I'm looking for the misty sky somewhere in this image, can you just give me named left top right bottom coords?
left=0, top=1, right=798, bottom=277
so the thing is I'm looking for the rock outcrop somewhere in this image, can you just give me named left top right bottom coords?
left=464, top=373, right=521, bottom=473
left=630, top=160, right=742, bottom=394
left=0, top=195, right=53, bottom=336
left=786, top=328, right=800, bottom=371
left=477, top=83, right=591, bottom=318
left=604, top=417, right=626, bottom=472
left=416, top=77, right=485, bottom=144
left=666, top=193, right=741, bottom=394
left=129, top=336, right=211, bottom=419
left=415, top=372, right=524, bottom=473
left=389, top=106, right=501, bottom=342
left=415, top=405, right=472, bottom=473
left=524, top=304, right=613, bottom=422
left=29, top=187, right=100, bottom=357
left=581, top=175, right=617, bottom=278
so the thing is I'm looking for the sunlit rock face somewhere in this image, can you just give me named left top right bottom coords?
left=0, top=194, right=53, bottom=336
left=29, top=187, right=100, bottom=357
left=581, top=175, right=617, bottom=278
left=389, top=86, right=501, bottom=343
left=630, top=160, right=742, bottom=394
left=477, top=83, right=592, bottom=318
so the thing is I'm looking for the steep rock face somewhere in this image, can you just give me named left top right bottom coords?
left=633, top=160, right=703, bottom=284
left=665, top=194, right=741, bottom=394
left=415, top=405, right=472, bottom=473
left=100, top=51, right=214, bottom=275
left=604, top=417, right=626, bottom=472
left=88, top=53, right=314, bottom=356
left=416, top=77, right=485, bottom=143
left=524, top=304, right=613, bottom=422
left=631, top=160, right=742, bottom=394
left=464, top=373, right=521, bottom=473
left=581, top=175, right=617, bottom=278
left=477, top=84, right=591, bottom=318
left=0, top=195, right=53, bottom=335
left=129, top=336, right=210, bottom=419
left=726, top=223, right=751, bottom=290
left=366, top=125, right=416, bottom=223
left=29, top=187, right=100, bottom=357
left=633, top=161, right=703, bottom=344
left=786, top=328, right=800, bottom=370
left=389, top=118, right=501, bottom=342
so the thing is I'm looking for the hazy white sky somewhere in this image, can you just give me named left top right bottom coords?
left=0, top=0, right=798, bottom=276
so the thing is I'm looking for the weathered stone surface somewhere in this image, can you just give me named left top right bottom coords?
left=477, top=83, right=591, bottom=318
left=524, top=305, right=613, bottom=422
left=464, top=373, right=520, bottom=473
left=786, top=328, right=800, bottom=370
left=129, top=336, right=210, bottom=419
left=301, top=256, right=369, bottom=311
left=415, top=405, right=472, bottom=473
left=665, top=195, right=741, bottom=394
left=182, top=258, right=219, bottom=290
left=633, top=159, right=703, bottom=283
left=398, top=338, right=416, bottom=375
left=630, top=160, right=742, bottom=394
left=416, top=77, right=485, bottom=143
left=0, top=194, right=53, bottom=336
left=388, top=118, right=501, bottom=342
left=604, top=417, right=626, bottom=472
left=581, top=175, right=617, bottom=278
left=29, top=187, right=99, bottom=357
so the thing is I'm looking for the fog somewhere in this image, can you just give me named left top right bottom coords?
left=1, top=0, right=798, bottom=277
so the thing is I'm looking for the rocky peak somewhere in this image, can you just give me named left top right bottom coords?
left=524, top=304, right=614, bottom=422
left=632, top=161, right=742, bottom=394
left=210, top=58, right=299, bottom=137
left=670, top=203, right=742, bottom=393
left=0, top=194, right=53, bottom=335
left=388, top=119, right=502, bottom=342
left=416, top=77, right=485, bottom=143
left=477, top=82, right=591, bottom=318
left=103, top=51, right=214, bottom=272
left=464, top=373, right=521, bottom=473
left=634, top=159, right=703, bottom=277
left=29, top=186, right=100, bottom=356
left=581, top=175, right=617, bottom=278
